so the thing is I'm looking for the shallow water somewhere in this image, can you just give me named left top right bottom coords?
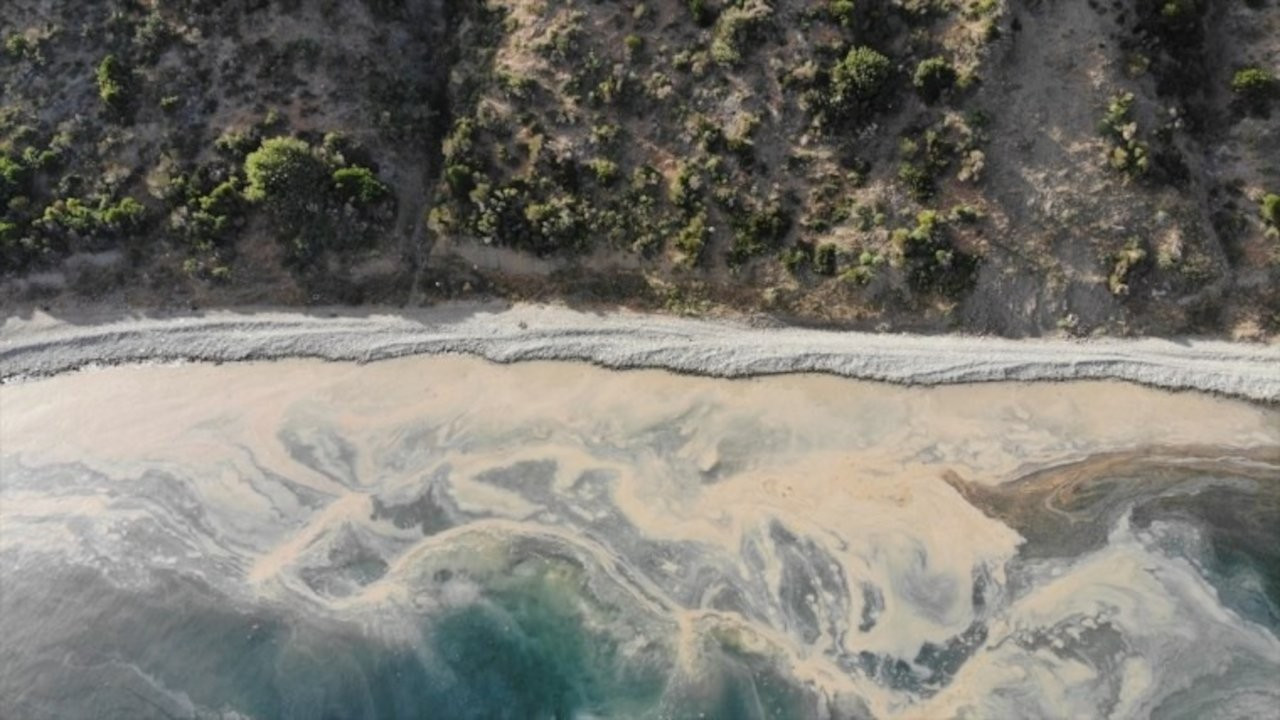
left=1, top=357, right=1278, bottom=719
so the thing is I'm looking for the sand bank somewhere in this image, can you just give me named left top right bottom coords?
left=2, top=304, right=1277, bottom=401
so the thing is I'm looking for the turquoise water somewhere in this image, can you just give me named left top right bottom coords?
left=1, top=543, right=822, bottom=719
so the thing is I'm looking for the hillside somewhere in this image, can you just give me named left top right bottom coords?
left=2, top=0, right=1278, bottom=337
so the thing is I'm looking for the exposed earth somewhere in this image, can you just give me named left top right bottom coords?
left=2, top=0, right=1278, bottom=338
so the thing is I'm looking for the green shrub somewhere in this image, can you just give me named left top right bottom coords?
left=99, top=197, right=146, bottom=230
left=333, top=166, right=390, bottom=204
left=133, top=12, right=174, bottom=60
left=215, top=128, right=263, bottom=159
left=831, top=46, right=892, bottom=108
left=465, top=182, right=591, bottom=256
left=1231, top=66, right=1277, bottom=108
left=523, top=194, right=589, bottom=253
left=670, top=162, right=703, bottom=210
left=588, top=157, right=619, bottom=185
left=674, top=211, right=710, bottom=266
left=244, top=136, right=382, bottom=259
left=95, top=54, right=129, bottom=112
left=39, top=195, right=147, bottom=238
left=0, top=153, right=32, bottom=205
left=1262, top=193, right=1280, bottom=227
left=1099, top=92, right=1137, bottom=137
left=5, top=34, right=30, bottom=59
left=828, top=0, right=856, bottom=26
left=1159, top=0, right=1197, bottom=20
left=728, top=198, right=791, bottom=266
left=896, top=210, right=979, bottom=296
left=199, top=180, right=243, bottom=216
left=840, top=251, right=882, bottom=286
left=898, top=162, right=934, bottom=201
left=444, top=163, right=475, bottom=196
left=781, top=244, right=811, bottom=274
left=814, top=243, right=838, bottom=275
left=1108, top=237, right=1148, bottom=296
left=912, top=57, right=957, bottom=103
left=1099, top=92, right=1149, bottom=179
left=590, top=123, right=621, bottom=148
left=710, top=1, right=772, bottom=66
left=41, top=198, right=96, bottom=234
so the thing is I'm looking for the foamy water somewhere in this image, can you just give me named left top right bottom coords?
left=2, top=357, right=1278, bottom=718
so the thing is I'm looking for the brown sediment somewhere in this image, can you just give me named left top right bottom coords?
left=943, top=447, right=1280, bottom=559
left=2, top=356, right=1278, bottom=718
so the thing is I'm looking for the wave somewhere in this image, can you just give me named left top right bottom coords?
left=3, top=304, right=1278, bottom=401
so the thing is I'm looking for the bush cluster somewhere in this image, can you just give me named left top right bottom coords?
left=243, top=136, right=394, bottom=260
left=435, top=110, right=681, bottom=258
left=893, top=210, right=980, bottom=297
left=710, top=0, right=773, bottom=67
left=728, top=197, right=792, bottom=266
left=1, top=139, right=148, bottom=273
left=1099, top=92, right=1149, bottom=179
left=1108, top=238, right=1148, bottom=296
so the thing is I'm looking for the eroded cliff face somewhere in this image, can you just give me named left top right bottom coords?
left=2, top=0, right=1278, bottom=338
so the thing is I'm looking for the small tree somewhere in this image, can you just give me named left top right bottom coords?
left=1231, top=66, right=1277, bottom=112
left=913, top=57, right=957, bottom=103
left=244, top=137, right=334, bottom=258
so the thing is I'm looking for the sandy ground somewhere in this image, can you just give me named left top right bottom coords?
left=1, top=303, right=1277, bottom=402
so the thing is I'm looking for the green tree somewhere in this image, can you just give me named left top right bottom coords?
left=244, top=137, right=330, bottom=205
left=244, top=137, right=335, bottom=258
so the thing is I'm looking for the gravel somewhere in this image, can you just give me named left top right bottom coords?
left=2, top=304, right=1277, bottom=402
